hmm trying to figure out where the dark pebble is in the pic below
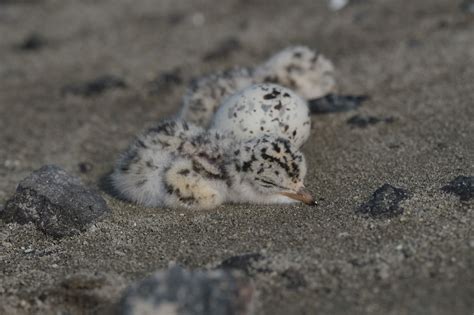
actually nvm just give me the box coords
[167,12,186,25]
[347,115,395,128]
[0,0,40,5]
[118,266,254,315]
[218,253,270,275]
[0,165,110,237]
[441,176,473,201]
[347,115,381,128]
[203,38,242,62]
[356,183,409,219]
[17,33,46,51]
[61,75,127,97]
[460,0,474,13]
[78,162,93,174]
[308,94,368,114]
[148,68,183,95]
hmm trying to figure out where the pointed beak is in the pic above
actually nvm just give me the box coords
[280,187,317,206]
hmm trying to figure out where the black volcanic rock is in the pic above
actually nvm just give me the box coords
[442,176,473,201]
[308,94,368,114]
[1,165,110,237]
[356,184,409,218]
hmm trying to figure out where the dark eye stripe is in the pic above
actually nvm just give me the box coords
[255,178,287,190]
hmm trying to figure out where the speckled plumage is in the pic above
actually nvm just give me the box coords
[254,46,335,100]
[179,46,335,128]
[211,83,311,148]
[111,120,315,209]
[179,67,255,128]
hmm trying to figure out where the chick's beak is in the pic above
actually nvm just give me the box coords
[280,187,317,206]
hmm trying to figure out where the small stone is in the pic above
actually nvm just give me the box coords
[118,266,254,315]
[356,184,409,219]
[19,300,29,308]
[18,33,46,51]
[23,248,34,254]
[308,94,368,114]
[337,232,350,238]
[4,159,21,169]
[0,165,110,238]
[460,0,474,13]
[328,0,349,11]
[347,115,394,128]
[441,176,473,201]
[347,115,381,128]
[61,75,127,97]
[191,12,205,27]
[78,162,93,174]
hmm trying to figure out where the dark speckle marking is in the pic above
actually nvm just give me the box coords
[135,179,147,187]
[293,52,303,58]
[272,143,281,153]
[178,169,190,176]
[263,88,281,100]
[274,102,283,110]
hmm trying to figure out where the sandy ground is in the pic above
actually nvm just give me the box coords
[0,0,473,314]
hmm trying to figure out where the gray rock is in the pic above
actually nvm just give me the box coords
[441,175,473,201]
[119,266,254,315]
[308,94,368,114]
[356,183,409,218]
[0,165,109,237]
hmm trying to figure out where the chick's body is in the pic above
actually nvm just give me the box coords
[111,120,314,209]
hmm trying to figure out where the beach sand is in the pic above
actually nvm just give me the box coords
[0,0,473,314]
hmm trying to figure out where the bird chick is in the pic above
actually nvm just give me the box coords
[254,46,336,100]
[179,45,335,127]
[111,120,315,210]
[211,83,311,148]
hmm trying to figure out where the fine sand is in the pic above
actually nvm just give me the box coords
[0,0,473,314]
